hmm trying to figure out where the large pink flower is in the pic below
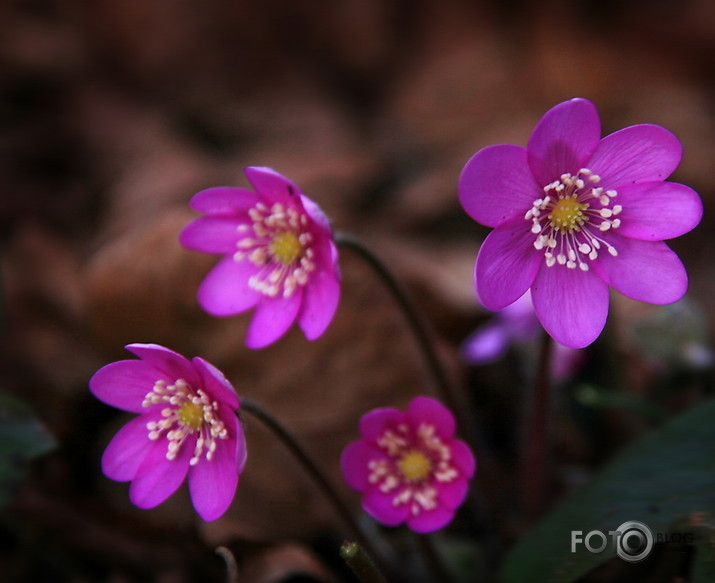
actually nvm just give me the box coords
[459,98,702,348]
[89,344,246,521]
[341,396,476,533]
[180,167,341,349]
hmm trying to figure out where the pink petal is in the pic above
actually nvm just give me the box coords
[362,488,410,527]
[244,167,302,205]
[125,344,200,388]
[245,291,303,349]
[450,439,476,479]
[101,414,158,481]
[435,479,469,511]
[459,145,541,228]
[359,408,404,441]
[298,269,340,341]
[197,255,261,316]
[591,234,688,305]
[179,216,243,254]
[461,322,511,364]
[406,505,455,533]
[189,186,258,214]
[129,434,193,509]
[301,194,333,235]
[587,124,682,189]
[406,397,455,439]
[90,360,160,413]
[341,441,384,492]
[187,412,242,521]
[611,182,702,241]
[191,357,239,410]
[531,264,610,349]
[475,217,542,310]
[527,98,601,186]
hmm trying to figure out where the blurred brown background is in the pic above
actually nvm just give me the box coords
[2,0,715,581]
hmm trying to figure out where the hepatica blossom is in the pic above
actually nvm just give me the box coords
[459,98,702,348]
[180,167,340,349]
[89,344,246,521]
[341,396,475,533]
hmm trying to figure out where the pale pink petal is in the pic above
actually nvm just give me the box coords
[101,414,158,481]
[362,489,410,527]
[187,412,242,521]
[298,269,340,341]
[611,182,702,241]
[459,145,540,227]
[435,479,469,511]
[450,439,476,479]
[244,167,302,205]
[179,216,242,254]
[189,186,257,214]
[591,234,688,305]
[475,218,542,310]
[125,344,201,389]
[527,98,601,186]
[461,322,511,364]
[89,360,160,413]
[197,255,261,316]
[341,441,384,492]
[129,434,193,509]
[301,194,333,234]
[192,357,239,410]
[531,265,610,349]
[406,397,455,439]
[245,291,303,349]
[587,124,682,189]
[359,408,404,441]
[406,505,455,533]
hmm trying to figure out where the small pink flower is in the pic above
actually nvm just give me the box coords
[341,396,476,533]
[89,344,246,521]
[459,98,702,349]
[180,167,341,349]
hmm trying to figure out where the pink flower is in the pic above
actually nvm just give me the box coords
[459,98,702,348]
[89,344,246,521]
[180,167,341,349]
[341,396,476,533]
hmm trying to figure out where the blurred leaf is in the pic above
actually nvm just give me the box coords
[0,391,56,508]
[502,398,715,583]
[693,539,715,583]
[575,384,668,422]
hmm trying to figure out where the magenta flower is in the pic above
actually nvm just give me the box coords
[89,344,246,521]
[341,396,476,533]
[459,98,702,348]
[180,167,341,349]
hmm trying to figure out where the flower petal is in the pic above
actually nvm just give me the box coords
[129,434,193,509]
[189,187,257,214]
[298,269,340,341]
[192,357,240,410]
[406,397,455,439]
[90,360,160,413]
[362,489,410,527]
[179,216,242,254]
[436,479,469,511]
[101,414,158,481]
[611,181,702,241]
[245,291,303,349]
[451,439,476,479]
[461,321,511,364]
[531,264,610,349]
[591,234,688,305]
[587,124,682,189]
[406,506,455,533]
[197,255,261,316]
[459,145,541,227]
[244,167,303,205]
[475,218,542,310]
[341,441,384,492]
[125,344,200,388]
[359,408,404,441]
[527,98,601,186]
[188,410,242,521]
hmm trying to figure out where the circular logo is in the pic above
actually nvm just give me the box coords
[615,521,654,563]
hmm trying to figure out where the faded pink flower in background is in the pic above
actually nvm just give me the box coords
[89,344,246,521]
[341,396,476,533]
[181,167,340,349]
[459,98,702,348]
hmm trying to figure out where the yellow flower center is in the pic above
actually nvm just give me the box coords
[177,401,204,431]
[398,450,432,483]
[549,197,587,232]
[270,231,303,265]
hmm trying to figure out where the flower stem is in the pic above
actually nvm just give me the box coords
[417,534,458,583]
[340,540,388,583]
[520,330,554,522]
[240,398,390,579]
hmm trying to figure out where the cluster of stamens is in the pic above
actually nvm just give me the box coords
[234,202,315,298]
[367,422,459,517]
[142,379,228,466]
[525,169,622,271]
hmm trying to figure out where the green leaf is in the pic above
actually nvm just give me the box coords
[502,398,715,583]
[0,392,56,508]
[693,538,715,583]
